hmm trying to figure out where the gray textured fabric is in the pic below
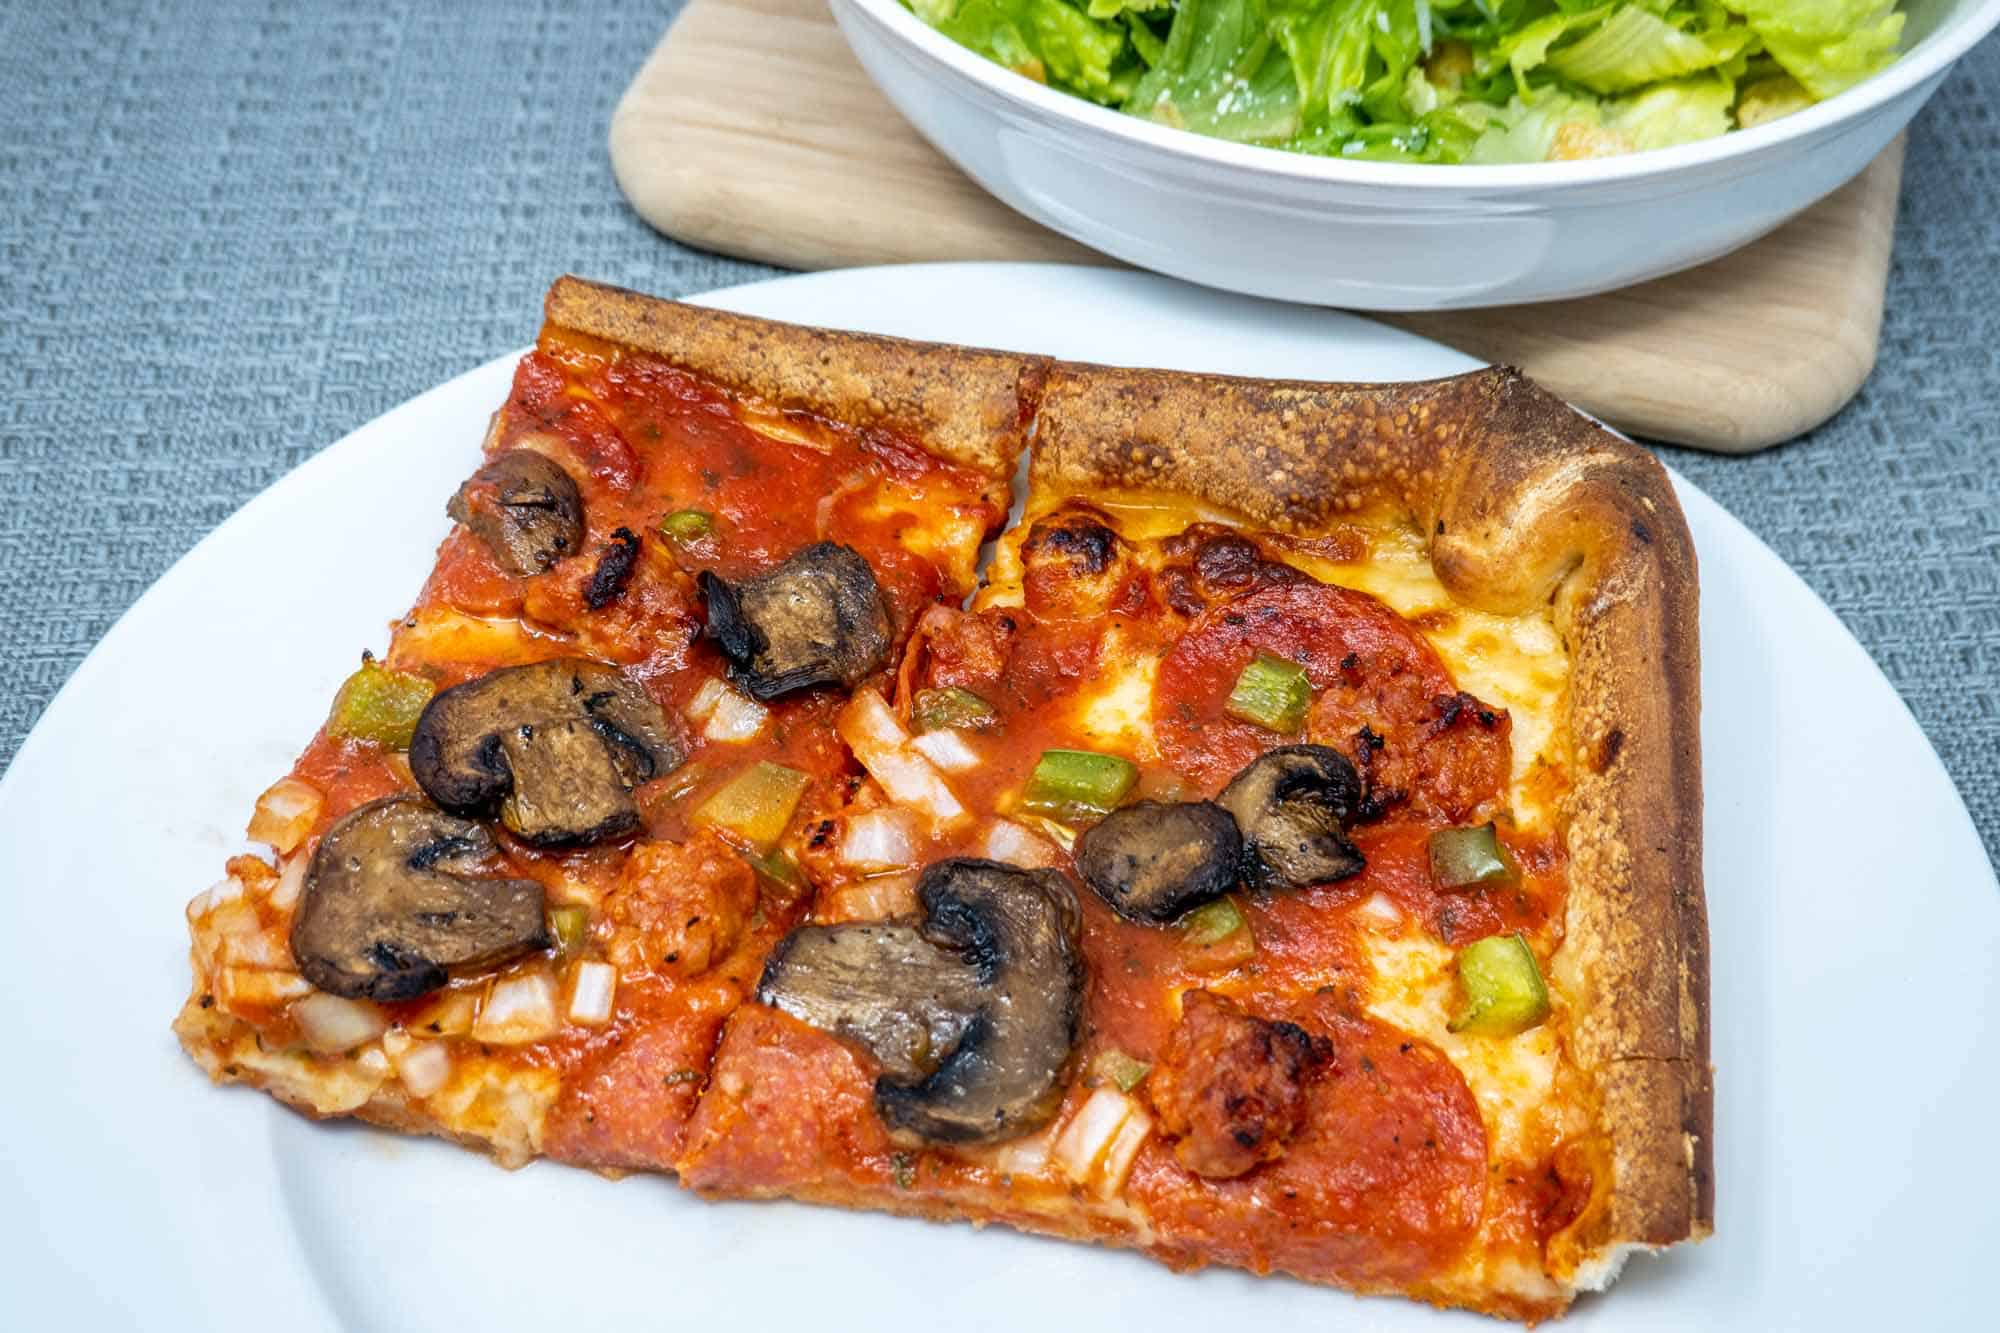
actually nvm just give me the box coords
[1,0,1994,867]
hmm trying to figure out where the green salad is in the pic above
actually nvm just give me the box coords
[902,0,1907,164]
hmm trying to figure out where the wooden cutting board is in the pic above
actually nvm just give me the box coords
[609,0,1904,452]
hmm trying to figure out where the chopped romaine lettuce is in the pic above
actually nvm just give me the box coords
[903,0,1908,164]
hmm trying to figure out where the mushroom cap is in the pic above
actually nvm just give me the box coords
[289,795,549,1002]
[757,857,1085,1145]
[1217,745,1366,891]
[700,541,891,700]
[408,658,684,847]
[1074,799,1243,923]
[445,450,583,576]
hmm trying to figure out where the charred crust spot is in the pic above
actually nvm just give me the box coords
[1631,519,1653,545]
[585,527,641,609]
[1598,726,1625,772]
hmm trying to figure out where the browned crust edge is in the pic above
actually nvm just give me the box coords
[1030,360,1712,1277]
[542,275,1048,484]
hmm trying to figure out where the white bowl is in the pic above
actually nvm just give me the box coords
[832,0,2000,310]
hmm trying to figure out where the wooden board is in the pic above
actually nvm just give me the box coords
[609,0,1904,452]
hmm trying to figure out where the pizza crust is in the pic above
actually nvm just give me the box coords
[1028,359,1711,1281]
[543,276,1046,482]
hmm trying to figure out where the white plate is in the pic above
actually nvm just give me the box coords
[2,265,1993,1330]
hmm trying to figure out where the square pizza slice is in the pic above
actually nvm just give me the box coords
[680,357,1709,1321]
[175,278,1044,1170]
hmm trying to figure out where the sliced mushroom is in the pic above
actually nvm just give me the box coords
[1217,745,1366,891]
[757,857,1084,1144]
[290,796,548,1002]
[698,542,890,700]
[408,658,684,846]
[755,923,983,1081]
[1074,800,1242,923]
[446,450,583,575]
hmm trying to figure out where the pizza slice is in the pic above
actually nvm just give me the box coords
[679,360,1709,1320]
[174,278,1043,1169]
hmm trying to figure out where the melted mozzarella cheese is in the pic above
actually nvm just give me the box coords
[1360,928,1560,1163]
[1067,636,1160,758]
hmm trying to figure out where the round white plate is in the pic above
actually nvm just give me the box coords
[2,265,1993,1330]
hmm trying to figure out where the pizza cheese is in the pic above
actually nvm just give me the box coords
[176,278,1708,1322]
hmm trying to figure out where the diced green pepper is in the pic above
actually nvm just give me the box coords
[1021,749,1137,822]
[1449,932,1551,1037]
[1180,897,1247,948]
[1091,1049,1152,1093]
[326,657,435,749]
[1224,652,1312,734]
[659,508,716,551]
[692,761,811,853]
[1429,823,1516,891]
[911,686,998,733]
[547,906,589,956]
[743,847,804,891]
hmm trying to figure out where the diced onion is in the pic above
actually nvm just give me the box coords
[837,690,964,820]
[216,967,313,1008]
[979,819,1063,869]
[702,686,769,743]
[830,872,919,923]
[1097,1105,1153,1196]
[839,808,921,871]
[472,968,561,1045]
[410,988,478,1037]
[293,992,389,1054]
[1052,1087,1150,1195]
[188,876,246,924]
[985,1121,1060,1178]
[247,777,324,855]
[219,928,291,970]
[910,728,982,774]
[839,686,912,752]
[684,677,727,723]
[382,1029,451,1097]
[568,961,617,1026]
[269,853,308,912]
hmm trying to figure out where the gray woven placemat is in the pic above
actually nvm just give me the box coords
[2,0,1995,868]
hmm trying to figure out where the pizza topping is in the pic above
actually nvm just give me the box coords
[1074,799,1241,923]
[759,858,1085,1144]
[1223,652,1312,735]
[1217,745,1365,891]
[658,507,718,558]
[583,527,642,609]
[1429,823,1517,891]
[911,685,998,733]
[289,796,550,1002]
[1020,506,1139,619]
[1021,748,1138,823]
[1147,990,1330,1180]
[699,542,892,700]
[601,831,758,979]
[1449,932,1551,1037]
[690,760,812,854]
[325,657,436,750]
[1177,897,1258,971]
[446,449,584,576]
[408,658,684,847]
[837,689,967,821]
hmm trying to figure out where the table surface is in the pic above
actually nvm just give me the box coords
[3,0,1995,869]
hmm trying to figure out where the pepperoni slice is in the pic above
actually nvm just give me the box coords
[1129,997,1486,1287]
[1155,580,1511,819]
[1155,581,1448,785]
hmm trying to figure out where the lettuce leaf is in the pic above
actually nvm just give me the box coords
[912,0,1139,104]
[1720,0,1904,98]
[1547,7,1755,92]
[1125,0,1303,142]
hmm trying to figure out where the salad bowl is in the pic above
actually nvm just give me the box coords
[832,0,2000,309]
